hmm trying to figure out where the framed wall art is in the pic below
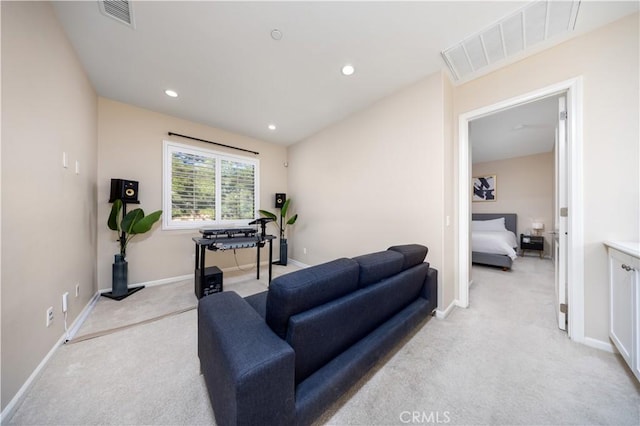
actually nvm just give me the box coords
[472,175,496,202]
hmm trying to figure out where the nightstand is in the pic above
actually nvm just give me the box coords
[520,234,544,258]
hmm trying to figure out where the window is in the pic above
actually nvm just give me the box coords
[163,141,259,229]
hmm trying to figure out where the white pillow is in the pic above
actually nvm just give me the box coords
[472,217,506,231]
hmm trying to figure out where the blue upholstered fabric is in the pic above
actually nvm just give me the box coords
[245,290,267,319]
[198,292,295,426]
[388,244,428,270]
[352,250,404,287]
[266,258,359,339]
[198,245,438,426]
[286,263,428,384]
[422,267,438,313]
[295,298,431,425]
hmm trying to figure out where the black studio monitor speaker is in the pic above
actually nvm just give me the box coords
[109,179,139,204]
[275,193,286,209]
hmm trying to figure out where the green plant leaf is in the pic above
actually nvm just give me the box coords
[259,209,277,220]
[286,214,298,225]
[131,210,162,234]
[122,208,144,234]
[108,199,123,231]
[281,198,291,217]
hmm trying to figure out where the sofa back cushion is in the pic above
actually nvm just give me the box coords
[352,250,404,288]
[388,244,428,270]
[266,258,359,339]
[286,263,429,384]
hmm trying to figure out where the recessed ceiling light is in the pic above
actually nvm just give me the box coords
[165,89,178,98]
[341,64,355,76]
[270,29,283,41]
[268,124,277,131]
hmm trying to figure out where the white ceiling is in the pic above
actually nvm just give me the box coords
[470,94,562,164]
[52,1,638,146]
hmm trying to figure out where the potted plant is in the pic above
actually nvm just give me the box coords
[259,198,298,266]
[106,199,162,299]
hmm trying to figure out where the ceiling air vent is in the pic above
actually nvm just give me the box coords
[442,0,580,82]
[98,0,135,29]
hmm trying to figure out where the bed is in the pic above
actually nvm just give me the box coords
[472,213,518,270]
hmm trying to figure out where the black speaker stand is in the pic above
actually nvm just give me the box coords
[101,285,145,301]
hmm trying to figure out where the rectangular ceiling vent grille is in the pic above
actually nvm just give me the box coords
[98,0,135,29]
[442,0,580,82]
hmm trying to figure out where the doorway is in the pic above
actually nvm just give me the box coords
[468,93,564,328]
[457,78,585,343]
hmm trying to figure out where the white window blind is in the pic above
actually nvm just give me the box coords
[163,141,259,229]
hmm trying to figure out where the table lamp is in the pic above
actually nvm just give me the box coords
[532,222,544,236]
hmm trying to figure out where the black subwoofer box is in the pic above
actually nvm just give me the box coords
[195,266,223,299]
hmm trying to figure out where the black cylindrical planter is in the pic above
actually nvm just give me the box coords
[112,254,128,296]
[279,239,288,266]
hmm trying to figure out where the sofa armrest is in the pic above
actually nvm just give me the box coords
[198,291,295,426]
[420,267,438,313]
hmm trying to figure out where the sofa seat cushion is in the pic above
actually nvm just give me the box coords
[286,263,428,384]
[266,258,359,339]
[353,250,404,288]
[388,244,428,270]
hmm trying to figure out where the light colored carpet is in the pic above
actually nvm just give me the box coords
[319,258,640,425]
[7,258,640,425]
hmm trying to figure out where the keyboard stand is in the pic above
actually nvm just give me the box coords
[193,235,275,290]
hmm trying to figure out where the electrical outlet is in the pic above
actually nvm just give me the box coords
[75,283,80,297]
[46,307,54,327]
[62,292,69,313]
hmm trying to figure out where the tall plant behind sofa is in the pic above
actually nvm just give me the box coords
[106,199,162,299]
[259,198,298,266]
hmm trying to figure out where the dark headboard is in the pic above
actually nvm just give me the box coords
[472,213,517,234]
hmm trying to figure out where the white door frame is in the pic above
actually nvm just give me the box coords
[457,77,584,342]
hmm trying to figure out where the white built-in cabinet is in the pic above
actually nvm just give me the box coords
[605,241,640,382]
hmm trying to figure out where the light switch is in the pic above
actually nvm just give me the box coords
[62,152,68,168]
[75,160,80,175]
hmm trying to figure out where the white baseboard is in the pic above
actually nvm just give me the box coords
[98,274,192,293]
[0,290,101,424]
[67,291,101,340]
[435,300,456,319]
[583,336,617,353]
[97,261,295,294]
[0,340,61,423]
[287,258,310,269]
[97,260,301,294]
[5,270,202,423]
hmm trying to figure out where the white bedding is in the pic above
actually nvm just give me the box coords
[472,230,518,260]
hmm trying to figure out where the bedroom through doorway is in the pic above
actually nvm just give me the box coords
[466,89,571,334]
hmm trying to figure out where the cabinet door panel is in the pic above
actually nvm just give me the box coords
[635,270,640,380]
[609,252,634,365]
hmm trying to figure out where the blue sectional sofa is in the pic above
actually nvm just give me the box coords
[198,244,438,426]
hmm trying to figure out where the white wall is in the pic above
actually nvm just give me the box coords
[288,71,455,310]
[1,1,98,410]
[454,13,639,343]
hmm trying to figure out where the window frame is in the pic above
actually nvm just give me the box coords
[162,140,260,230]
